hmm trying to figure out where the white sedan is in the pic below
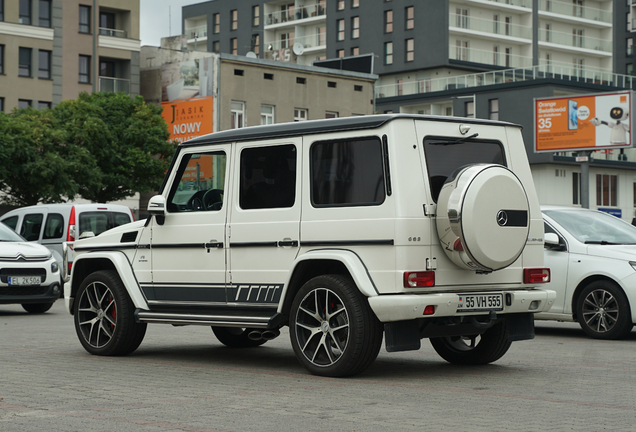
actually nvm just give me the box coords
[538,206,636,339]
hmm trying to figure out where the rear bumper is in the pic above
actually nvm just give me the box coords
[368,289,557,323]
[0,282,61,305]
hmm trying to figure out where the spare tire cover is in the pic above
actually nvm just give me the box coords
[436,164,530,272]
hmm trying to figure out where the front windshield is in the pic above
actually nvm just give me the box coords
[545,209,636,245]
[0,222,26,242]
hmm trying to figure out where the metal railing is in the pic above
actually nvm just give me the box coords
[539,28,612,52]
[539,0,612,23]
[480,0,533,8]
[374,65,636,99]
[186,24,208,40]
[449,46,533,68]
[266,32,326,51]
[99,77,130,94]
[99,27,127,38]
[450,13,532,39]
[265,3,325,26]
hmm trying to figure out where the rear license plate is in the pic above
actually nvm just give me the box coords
[457,293,503,312]
[8,276,42,286]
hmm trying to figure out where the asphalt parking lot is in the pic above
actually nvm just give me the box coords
[1,299,635,432]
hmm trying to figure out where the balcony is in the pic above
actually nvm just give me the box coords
[99,27,127,38]
[449,13,532,40]
[539,0,612,24]
[265,3,325,26]
[449,46,533,68]
[186,24,208,40]
[99,76,130,94]
[374,65,634,99]
[539,29,612,53]
[477,0,532,7]
[266,33,326,52]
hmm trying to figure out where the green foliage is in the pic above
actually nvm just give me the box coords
[0,92,175,205]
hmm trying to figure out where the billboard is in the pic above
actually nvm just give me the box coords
[161,96,214,143]
[534,92,632,153]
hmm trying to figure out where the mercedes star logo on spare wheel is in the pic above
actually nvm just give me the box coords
[496,210,508,226]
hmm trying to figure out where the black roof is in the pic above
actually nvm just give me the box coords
[180,114,520,148]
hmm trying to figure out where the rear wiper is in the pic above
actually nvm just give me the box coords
[430,133,479,146]
[584,240,620,245]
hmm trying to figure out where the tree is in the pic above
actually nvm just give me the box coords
[54,92,175,203]
[0,108,96,206]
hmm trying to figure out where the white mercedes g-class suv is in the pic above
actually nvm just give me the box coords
[64,114,555,377]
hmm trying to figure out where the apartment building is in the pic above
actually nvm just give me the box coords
[0,0,141,112]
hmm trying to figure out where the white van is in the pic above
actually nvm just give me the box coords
[1,203,134,276]
[64,115,556,377]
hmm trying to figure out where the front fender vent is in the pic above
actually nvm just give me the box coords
[120,231,138,243]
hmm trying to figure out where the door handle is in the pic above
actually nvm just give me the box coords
[277,240,298,247]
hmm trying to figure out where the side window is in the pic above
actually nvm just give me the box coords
[423,137,504,203]
[1,216,19,231]
[167,151,227,212]
[240,144,296,210]
[113,213,131,227]
[311,137,385,207]
[42,213,64,239]
[20,214,43,241]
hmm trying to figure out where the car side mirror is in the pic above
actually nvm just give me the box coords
[544,232,565,251]
[147,195,166,225]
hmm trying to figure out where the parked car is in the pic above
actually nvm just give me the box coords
[64,114,554,377]
[539,206,636,339]
[0,223,61,313]
[0,203,134,276]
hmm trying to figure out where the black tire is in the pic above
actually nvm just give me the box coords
[74,270,147,356]
[212,327,267,348]
[430,321,511,365]
[576,280,633,340]
[22,302,54,314]
[289,275,383,377]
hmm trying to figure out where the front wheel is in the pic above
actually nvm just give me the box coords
[576,281,633,340]
[289,275,383,377]
[212,327,267,348]
[22,302,54,314]
[430,321,511,365]
[74,270,147,356]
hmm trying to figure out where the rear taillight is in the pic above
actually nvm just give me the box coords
[130,208,135,222]
[524,268,551,284]
[66,206,76,242]
[403,271,435,288]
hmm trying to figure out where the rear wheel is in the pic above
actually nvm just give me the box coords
[211,327,267,348]
[430,321,511,365]
[576,281,633,340]
[22,302,54,314]
[74,270,146,356]
[289,275,383,377]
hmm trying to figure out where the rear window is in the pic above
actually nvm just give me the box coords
[423,136,504,202]
[78,211,131,237]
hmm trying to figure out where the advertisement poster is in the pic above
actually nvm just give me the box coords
[535,92,632,153]
[161,96,214,143]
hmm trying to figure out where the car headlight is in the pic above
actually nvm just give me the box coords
[629,261,636,271]
[51,262,59,273]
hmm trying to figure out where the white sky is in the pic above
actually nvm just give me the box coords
[140,0,203,46]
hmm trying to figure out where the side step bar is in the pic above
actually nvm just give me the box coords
[134,310,284,329]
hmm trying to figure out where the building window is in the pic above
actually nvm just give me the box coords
[397,79,403,96]
[352,0,359,7]
[231,101,245,129]
[79,5,91,33]
[351,47,359,56]
[212,41,220,53]
[231,10,238,31]
[39,0,51,27]
[251,34,260,55]
[99,11,115,33]
[252,5,260,26]
[337,0,345,11]
[493,45,500,65]
[455,8,468,28]
[384,42,393,64]
[573,29,584,48]
[231,38,238,55]
[213,13,220,33]
[489,99,499,120]
[628,38,633,56]
[405,38,414,62]
[504,16,511,36]
[573,57,584,72]
[456,40,468,61]
[325,111,338,119]
[597,174,617,206]
[19,0,31,25]
[465,101,474,118]
[294,108,307,121]
[79,55,91,83]
[0,0,3,21]
[18,99,32,109]
[573,172,581,205]
[573,0,583,17]
[38,101,51,110]
[385,10,393,33]
[351,16,359,39]
[0,97,3,112]
[280,32,293,49]
[261,105,274,125]
[337,49,345,58]
[505,47,511,67]
[19,47,32,77]
[38,50,51,79]
[628,63,634,76]
[405,6,414,30]
[0,44,3,74]
[337,19,345,41]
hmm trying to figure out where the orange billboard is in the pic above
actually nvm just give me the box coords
[161,96,214,144]
[535,92,632,153]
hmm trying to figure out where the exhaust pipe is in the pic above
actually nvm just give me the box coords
[248,331,263,341]
[247,329,281,341]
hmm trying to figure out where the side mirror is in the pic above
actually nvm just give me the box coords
[147,195,166,225]
[544,233,559,246]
